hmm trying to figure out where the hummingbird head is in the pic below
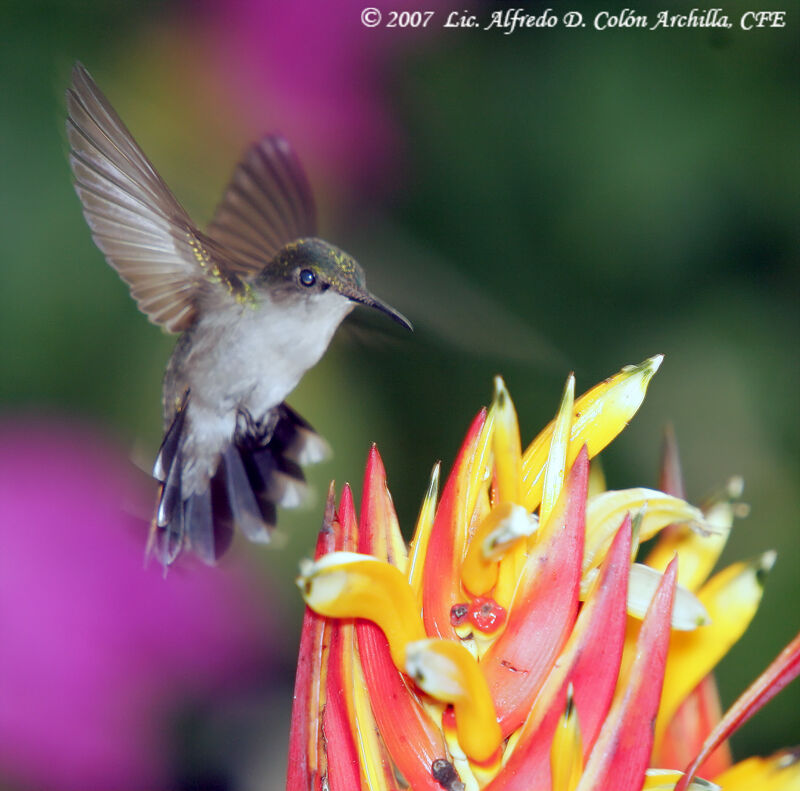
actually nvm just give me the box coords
[258,238,412,330]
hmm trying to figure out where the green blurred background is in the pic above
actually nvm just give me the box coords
[1,0,798,786]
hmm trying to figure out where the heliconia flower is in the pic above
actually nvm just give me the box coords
[288,356,800,791]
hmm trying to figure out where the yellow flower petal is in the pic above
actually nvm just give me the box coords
[461,501,537,596]
[491,375,522,505]
[407,462,440,607]
[580,561,710,632]
[521,354,663,512]
[626,563,711,630]
[490,377,530,605]
[466,409,496,541]
[642,769,720,790]
[298,551,425,669]
[714,750,800,791]
[584,488,714,575]
[587,459,607,498]
[540,373,575,530]
[350,646,397,789]
[405,638,503,765]
[550,683,583,791]
[645,481,741,592]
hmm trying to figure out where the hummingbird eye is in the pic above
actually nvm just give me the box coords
[298,268,316,288]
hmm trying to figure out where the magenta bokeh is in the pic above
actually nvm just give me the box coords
[0,419,276,790]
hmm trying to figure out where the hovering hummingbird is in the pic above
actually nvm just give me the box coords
[65,63,411,566]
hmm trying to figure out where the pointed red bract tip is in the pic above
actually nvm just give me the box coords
[360,444,387,552]
[336,484,358,551]
[359,442,406,565]
[313,483,339,559]
[367,442,385,474]
[659,425,686,500]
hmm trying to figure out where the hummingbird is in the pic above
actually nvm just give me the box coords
[65,63,411,566]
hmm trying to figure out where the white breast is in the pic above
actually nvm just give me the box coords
[186,290,354,418]
[172,290,353,495]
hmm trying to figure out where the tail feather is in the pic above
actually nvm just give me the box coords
[152,397,187,565]
[157,484,184,566]
[151,399,323,566]
[238,448,281,528]
[273,404,331,465]
[209,466,235,557]
[183,488,215,564]
[221,446,272,543]
[153,391,188,481]
[157,447,183,528]
[250,446,308,508]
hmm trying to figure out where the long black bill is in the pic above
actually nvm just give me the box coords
[353,291,413,331]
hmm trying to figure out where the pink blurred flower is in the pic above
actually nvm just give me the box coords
[0,418,277,790]
[194,0,447,191]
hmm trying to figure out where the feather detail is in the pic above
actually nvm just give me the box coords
[66,63,240,332]
[206,135,317,274]
[151,400,328,566]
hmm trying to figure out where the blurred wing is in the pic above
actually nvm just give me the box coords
[66,63,230,333]
[205,134,317,275]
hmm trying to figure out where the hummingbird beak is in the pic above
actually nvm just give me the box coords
[351,291,413,331]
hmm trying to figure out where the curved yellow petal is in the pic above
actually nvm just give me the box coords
[645,482,741,592]
[461,501,537,596]
[582,562,710,631]
[467,409,496,541]
[490,377,529,605]
[584,488,713,574]
[521,355,663,512]
[298,551,425,670]
[405,638,503,765]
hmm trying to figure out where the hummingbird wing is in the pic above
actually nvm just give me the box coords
[205,134,317,275]
[66,63,236,333]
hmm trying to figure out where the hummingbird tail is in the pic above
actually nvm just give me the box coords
[151,400,329,566]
